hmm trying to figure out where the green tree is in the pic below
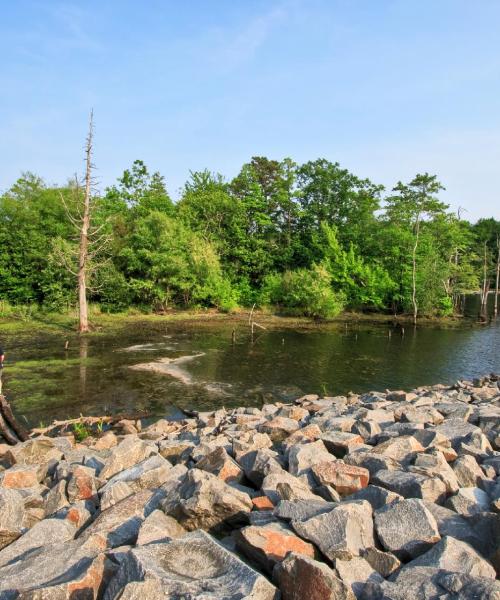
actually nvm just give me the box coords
[384,174,447,321]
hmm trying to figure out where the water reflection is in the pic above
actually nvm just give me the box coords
[0,316,498,426]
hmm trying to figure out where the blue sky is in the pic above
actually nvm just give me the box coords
[1,0,499,219]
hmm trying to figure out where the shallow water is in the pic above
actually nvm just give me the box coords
[0,314,499,427]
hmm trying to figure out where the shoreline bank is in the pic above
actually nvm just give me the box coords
[0,375,498,597]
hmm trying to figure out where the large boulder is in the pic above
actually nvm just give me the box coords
[372,469,447,503]
[163,468,252,532]
[374,498,440,560]
[274,553,355,600]
[80,489,160,548]
[0,488,25,550]
[104,531,278,599]
[235,522,315,574]
[446,486,491,516]
[397,535,496,579]
[292,500,374,561]
[312,461,369,495]
[99,437,156,480]
[0,518,76,568]
[99,454,172,496]
[196,447,244,483]
[0,537,106,598]
[136,509,186,545]
[334,556,384,597]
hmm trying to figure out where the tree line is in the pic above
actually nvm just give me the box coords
[1,154,499,322]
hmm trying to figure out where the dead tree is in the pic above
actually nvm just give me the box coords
[54,111,108,332]
[78,112,94,332]
[480,240,490,319]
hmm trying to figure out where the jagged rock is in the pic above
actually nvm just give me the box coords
[163,468,252,532]
[196,447,244,483]
[80,489,160,548]
[397,535,496,579]
[237,449,284,487]
[0,537,106,598]
[274,499,335,522]
[276,405,309,422]
[158,439,195,464]
[1,463,46,489]
[312,461,369,495]
[372,469,447,503]
[0,518,76,567]
[409,450,459,494]
[344,451,401,477]
[453,454,486,487]
[67,464,99,504]
[252,495,275,510]
[93,430,118,450]
[370,436,424,463]
[99,454,172,497]
[44,479,70,516]
[232,431,273,456]
[61,499,95,529]
[374,498,440,560]
[261,471,316,504]
[352,420,382,441]
[235,522,315,574]
[99,437,156,480]
[335,556,384,598]
[287,440,333,481]
[423,501,487,554]
[446,486,491,516]
[273,553,355,600]
[0,488,25,550]
[435,419,481,449]
[100,480,134,511]
[292,500,374,560]
[361,547,401,577]
[136,509,186,545]
[258,416,300,442]
[343,484,402,510]
[314,483,341,502]
[321,432,364,457]
[6,437,63,465]
[104,530,278,600]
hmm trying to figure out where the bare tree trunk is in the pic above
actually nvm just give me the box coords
[78,111,94,333]
[495,234,500,318]
[412,215,421,325]
[480,240,490,319]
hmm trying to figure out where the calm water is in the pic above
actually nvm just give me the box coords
[0,309,499,427]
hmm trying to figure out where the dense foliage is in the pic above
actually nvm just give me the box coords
[1,158,498,319]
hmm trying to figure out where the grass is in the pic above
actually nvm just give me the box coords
[0,301,469,338]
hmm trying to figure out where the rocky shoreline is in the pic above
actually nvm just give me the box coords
[0,375,499,598]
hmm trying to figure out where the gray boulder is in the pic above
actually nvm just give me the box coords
[163,468,252,532]
[0,488,25,550]
[99,436,156,480]
[136,509,186,545]
[104,530,278,600]
[273,552,355,600]
[374,498,440,560]
[446,486,491,516]
[292,500,374,560]
[396,535,496,579]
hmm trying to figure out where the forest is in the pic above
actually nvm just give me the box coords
[0,156,499,321]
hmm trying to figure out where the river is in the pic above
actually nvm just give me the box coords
[0,309,499,427]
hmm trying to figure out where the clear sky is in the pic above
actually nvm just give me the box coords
[1,1,499,220]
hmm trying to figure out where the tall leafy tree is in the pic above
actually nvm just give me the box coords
[384,174,447,322]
